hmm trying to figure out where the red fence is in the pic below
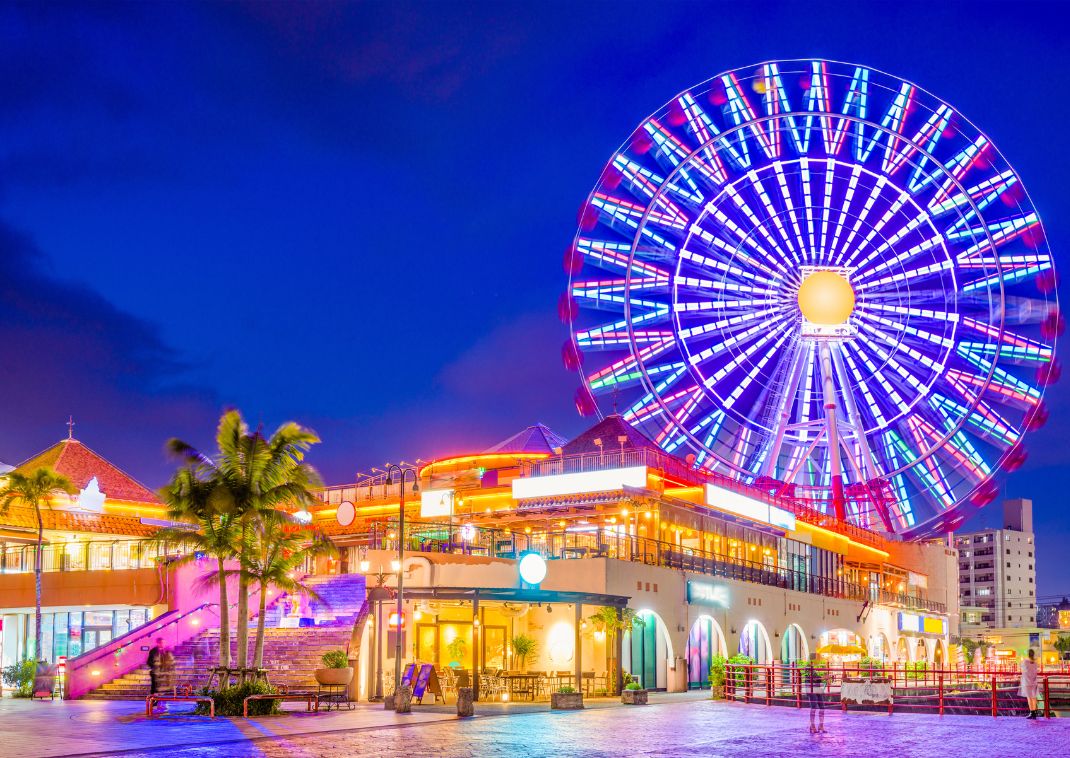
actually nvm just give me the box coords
[725,663,1070,718]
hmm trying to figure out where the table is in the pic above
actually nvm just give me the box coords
[317,683,353,711]
[501,674,543,701]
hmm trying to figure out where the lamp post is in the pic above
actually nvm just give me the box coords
[384,464,419,701]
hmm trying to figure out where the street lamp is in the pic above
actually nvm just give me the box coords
[384,464,419,702]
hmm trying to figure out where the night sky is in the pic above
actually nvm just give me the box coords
[0,1,1067,592]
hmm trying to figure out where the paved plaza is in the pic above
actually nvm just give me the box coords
[2,694,1068,758]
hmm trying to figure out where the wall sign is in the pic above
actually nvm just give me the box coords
[687,581,729,608]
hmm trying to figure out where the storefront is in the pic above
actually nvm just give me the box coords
[1,607,151,666]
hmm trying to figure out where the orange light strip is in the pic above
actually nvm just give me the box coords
[419,452,549,475]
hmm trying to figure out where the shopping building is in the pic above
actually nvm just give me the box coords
[0,418,958,699]
[0,436,171,670]
[955,499,1037,635]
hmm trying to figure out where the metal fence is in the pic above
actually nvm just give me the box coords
[725,663,1070,717]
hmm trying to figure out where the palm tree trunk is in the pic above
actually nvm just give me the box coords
[217,558,231,670]
[236,573,249,674]
[34,500,43,663]
[254,580,267,670]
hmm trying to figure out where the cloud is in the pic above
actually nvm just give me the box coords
[0,219,217,479]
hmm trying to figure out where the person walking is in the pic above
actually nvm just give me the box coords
[148,636,166,711]
[806,659,825,734]
[1020,648,1040,719]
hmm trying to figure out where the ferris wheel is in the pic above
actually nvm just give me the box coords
[562,59,1059,539]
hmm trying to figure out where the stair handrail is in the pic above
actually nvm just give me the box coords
[65,602,219,699]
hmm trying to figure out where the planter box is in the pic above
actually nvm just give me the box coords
[550,692,584,710]
[710,685,725,700]
[621,689,648,705]
[314,667,354,686]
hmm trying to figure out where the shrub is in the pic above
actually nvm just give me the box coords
[858,656,882,675]
[904,662,928,681]
[802,660,828,684]
[709,655,727,689]
[557,685,577,694]
[625,681,642,691]
[2,658,35,698]
[196,681,281,717]
[594,687,608,696]
[726,654,755,687]
[321,650,349,669]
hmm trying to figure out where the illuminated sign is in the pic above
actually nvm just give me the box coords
[687,581,729,607]
[704,484,796,531]
[897,612,947,636]
[420,489,455,518]
[518,552,547,585]
[512,466,647,500]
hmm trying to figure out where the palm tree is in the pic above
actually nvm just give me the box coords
[241,510,335,669]
[587,606,644,693]
[0,468,76,663]
[154,467,240,669]
[166,410,322,672]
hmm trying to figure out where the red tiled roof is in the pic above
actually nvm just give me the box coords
[0,505,157,537]
[13,438,161,504]
[561,415,661,456]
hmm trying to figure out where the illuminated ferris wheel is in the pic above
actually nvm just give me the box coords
[562,59,1059,539]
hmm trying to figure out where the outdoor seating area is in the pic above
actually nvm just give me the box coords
[436,668,609,702]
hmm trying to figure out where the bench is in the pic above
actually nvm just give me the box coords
[146,694,215,718]
[243,691,320,718]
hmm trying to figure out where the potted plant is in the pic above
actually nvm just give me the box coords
[709,654,727,699]
[510,634,537,672]
[551,684,584,710]
[315,649,354,686]
[621,681,648,705]
[446,637,468,668]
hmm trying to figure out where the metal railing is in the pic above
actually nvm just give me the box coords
[725,662,1070,717]
[0,539,180,574]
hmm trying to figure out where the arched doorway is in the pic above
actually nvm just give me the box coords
[738,620,772,663]
[624,610,674,690]
[867,633,891,663]
[896,636,909,662]
[934,641,945,666]
[915,638,928,664]
[686,615,727,688]
[780,624,808,664]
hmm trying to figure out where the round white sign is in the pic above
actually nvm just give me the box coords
[336,500,355,527]
[518,552,547,585]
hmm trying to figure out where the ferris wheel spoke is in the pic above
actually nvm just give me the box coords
[697,317,794,390]
[852,232,948,285]
[849,209,934,274]
[885,104,953,178]
[826,164,864,262]
[929,392,1020,449]
[839,344,889,430]
[743,168,802,263]
[884,428,955,510]
[677,93,732,185]
[572,276,670,309]
[685,225,785,283]
[721,72,778,161]
[831,176,886,267]
[929,169,1017,218]
[575,327,674,350]
[612,155,704,210]
[841,337,913,415]
[947,348,1042,407]
[622,366,693,424]
[856,318,946,387]
[958,317,1053,364]
[853,310,955,354]
[760,62,807,156]
[587,344,680,392]
[721,184,796,267]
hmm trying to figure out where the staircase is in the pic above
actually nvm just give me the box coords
[85,573,367,699]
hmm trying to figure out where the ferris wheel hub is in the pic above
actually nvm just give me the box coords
[798,269,855,325]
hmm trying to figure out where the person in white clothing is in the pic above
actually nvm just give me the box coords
[1019,648,1040,719]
